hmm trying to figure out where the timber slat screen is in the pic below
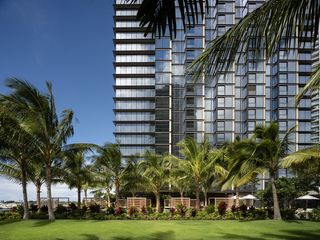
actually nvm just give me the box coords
[126,197,147,209]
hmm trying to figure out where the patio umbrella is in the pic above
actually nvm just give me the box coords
[240,194,257,206]
[296,195,319,209]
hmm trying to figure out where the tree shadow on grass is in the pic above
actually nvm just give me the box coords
[219,229,320,240]
[81,234,100,240]
[32,220,55,227]
[0,220,21,226]
[112,230,175,240]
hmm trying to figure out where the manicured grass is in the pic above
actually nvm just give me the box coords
[0,220,320,240]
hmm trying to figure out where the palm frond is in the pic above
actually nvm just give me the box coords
[188,0,319,80]
[126,0,208,38]
[282,146,320,168]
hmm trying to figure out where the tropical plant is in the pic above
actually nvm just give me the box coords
[139,151,170,212]
[0,100,40,219]
[0,78,92,220]
[125,0,207,38]
[94,143,125,207]
[62,150,93,208]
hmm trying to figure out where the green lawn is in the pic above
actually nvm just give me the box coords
[1,220,320,240]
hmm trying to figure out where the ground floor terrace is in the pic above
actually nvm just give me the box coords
[1,220,320,240]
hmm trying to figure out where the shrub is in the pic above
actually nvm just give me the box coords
[309,208,320,221]
[176,204,187,217]
[0,211,21,221]
[69,203,78,210]
[39,205,48,213]
[141,206,148,215]
[89,204,101,213]
[225,209,234,220]
[115,207,125,216]
[29,204,38,213]
[188,208,197,218]
[169,208,176,216]
[205,205,215,214]
[239,204,247,217]
[147,205,154,214]
[128,206,139,217]
[55,204,68,214]
[281,209,296,220]
[106,206,115,215]
[82,205,88,212]
[217,202,227,216]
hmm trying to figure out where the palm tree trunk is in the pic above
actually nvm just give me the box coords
[77,187,81,209]
[195,184,200,210]
[106,189,111,207]
[155,192,161,213]
[271,175,282,220]
[45,164,55,220]
[204,190,208,207]
[235,187,240,207]
[36,182,41,212]
[115,180,120,207]
[21,164,29,220]
[84,189,88,206]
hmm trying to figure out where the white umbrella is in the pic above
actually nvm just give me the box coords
[297,195,319,209]
[240,194,257,200]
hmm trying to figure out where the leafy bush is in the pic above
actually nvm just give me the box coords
[217,202,227,216]
[176,204,187,217]
[82,205,88,212]
[147,205,154,214]
[115,207,125,216]
[0,211,21,221]
[239,204,247,217]
[141,206,148,215]
[309,208,320,221]
[39,205,48,213]
[281,208,296,220]
[188,208,197,218]
[205,205,215,214]
[69,203,78,210]
[106,206,115,215]
[128,206,139,217]
[29,204,38,213]
[55,204,68,214]
[225,209,235,220]
[169,208,176,216]
[89,204,101,213]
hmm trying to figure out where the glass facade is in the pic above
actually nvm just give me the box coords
[113,0,314,168]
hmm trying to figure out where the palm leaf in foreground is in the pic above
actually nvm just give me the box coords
[188,0,319,80]
[126,0,208,38]
[282,146,320,168]
[296,64,320,103]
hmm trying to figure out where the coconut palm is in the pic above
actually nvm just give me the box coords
[62,151,93,208]
[125,0,207,38]
[0,78,92,220]
[241,123,294,220]
[28,161,46,210]
[169,167,190,201]
[94,143,125,207]
[122,155,145,197]
[0,104,39,219]
[174,138,211,210]
[139,151,170,212]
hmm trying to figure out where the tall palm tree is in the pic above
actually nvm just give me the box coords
[0,78,92,220]
[63,151,93,208]
[28,160,46,210]
[241,123,294,220]
[94,143,125,207]
[139,151,170,212]
[0,104,39,219]
[169,167,190,201]
[125,0,207,38]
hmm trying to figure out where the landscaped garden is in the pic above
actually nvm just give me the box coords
[1,220,320,240]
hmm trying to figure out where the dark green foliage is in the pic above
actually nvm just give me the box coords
[29,204,38,213]
[218,202,227,216]
[128,206,139,217]
[169,208,176,217]
[0,211,22,221]
[114,207,125,216]
[55,205,68,214]
[176,204,187,217]
[189,208,197,218]
[141,206,147,215]
[281,209,296,220]
[39,205,48,213]
[205,205,215,214]
[69,203,78,210]
[82,205,88,212]
[106,207,115,215]
[88,204,100,213]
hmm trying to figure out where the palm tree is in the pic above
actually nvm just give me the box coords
[28,160,46,210]
[125,0,207,38]
[174,138,211,210]
[0,104,39,219]
[0,78,92,220]
[122,155,145,197]
[94,143,125,207]
[241,123,294,220]
[139,151,170,212]
[63,151,93,208]
[169,167,190,201]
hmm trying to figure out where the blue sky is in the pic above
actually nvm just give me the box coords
[0,0,115,201]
